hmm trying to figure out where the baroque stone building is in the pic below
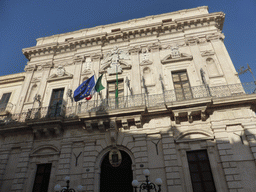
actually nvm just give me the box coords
[1,6,256,192]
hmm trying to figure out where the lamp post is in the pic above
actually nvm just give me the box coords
[54,176,83,192]
[132,169,162,192]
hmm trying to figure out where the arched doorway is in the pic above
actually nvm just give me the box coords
[100,150,133,192]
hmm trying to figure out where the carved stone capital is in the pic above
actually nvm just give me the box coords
[90,53,102,61]
[24,65,36,72]
[128,47,141,54]
[42,62,53,69]
[185,37,199,45]
[73,55,85,63]
[206,33,225,41]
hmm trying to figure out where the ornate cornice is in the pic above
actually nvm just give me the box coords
[0,75,25,85]
[22,12,225,59]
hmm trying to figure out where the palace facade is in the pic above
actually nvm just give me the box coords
[1,6,256,192]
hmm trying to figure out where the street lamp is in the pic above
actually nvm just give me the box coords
[54,176,84,192]
[132,169,162,192]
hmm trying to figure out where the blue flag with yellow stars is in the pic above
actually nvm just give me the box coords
[74,75,95,102]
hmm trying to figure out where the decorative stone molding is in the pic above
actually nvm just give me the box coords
[175,129,214,143]
[30,144,60,157]
[22,12,225,59]
[161,53,193,64]
[201,50,215,57]
[0,75,25,85]
[173,106,207,124]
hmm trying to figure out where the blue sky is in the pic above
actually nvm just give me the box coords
[0,0,255,83]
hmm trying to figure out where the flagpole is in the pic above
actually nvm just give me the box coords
[115,65,119,108]
[94,70,99,108]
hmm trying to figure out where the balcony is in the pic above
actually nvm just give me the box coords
[0,82,256,125]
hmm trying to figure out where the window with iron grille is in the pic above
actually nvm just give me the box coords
[187,150,216,192]
[32,163,52,192]
[172,70,192,101]
[0,92,11,112]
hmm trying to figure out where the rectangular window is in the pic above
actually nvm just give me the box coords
[107,79,124,99]
[187,150,216,192]
[172,71,192,101]
[32,163,52,192]
[0,93,11,112]
[48,88,64,117]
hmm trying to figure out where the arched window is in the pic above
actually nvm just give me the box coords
[206,58,219,76]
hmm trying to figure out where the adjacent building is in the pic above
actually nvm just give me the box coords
[1,6,256,192]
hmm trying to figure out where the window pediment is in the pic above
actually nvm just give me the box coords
[161,53,193,64]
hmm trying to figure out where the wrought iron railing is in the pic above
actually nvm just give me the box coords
[0,82,255,124]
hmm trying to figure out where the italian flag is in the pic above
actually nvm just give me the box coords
[85,74,105,100]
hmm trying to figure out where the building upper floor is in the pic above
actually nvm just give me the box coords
[1,6,256,125]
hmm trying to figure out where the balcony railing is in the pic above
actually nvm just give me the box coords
[0,82,256,125]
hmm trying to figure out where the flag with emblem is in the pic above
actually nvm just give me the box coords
[74,75,95,102]
[85,74,105,100]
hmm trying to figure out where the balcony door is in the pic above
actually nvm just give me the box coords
[49,88,64,117]
[172,71,192,101]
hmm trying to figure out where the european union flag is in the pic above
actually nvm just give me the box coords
[74,75,95,102]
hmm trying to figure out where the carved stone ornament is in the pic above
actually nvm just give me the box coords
[109,149,122,167]
[57,66,65,76]
[100,46,131,75]
[140,47,153,66]
[47,66,73,82]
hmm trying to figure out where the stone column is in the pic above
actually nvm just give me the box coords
[212,125,243,192]
[129,47,141,95]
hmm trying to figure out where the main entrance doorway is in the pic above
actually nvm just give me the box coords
[100,150,133,192]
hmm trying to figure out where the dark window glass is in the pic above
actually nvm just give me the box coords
[0,92,11,111]
[172,71,192,101]
[48,88,64,117]
[187,150,216,192]
[32,163,52,192]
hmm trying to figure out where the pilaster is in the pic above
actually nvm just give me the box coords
[129,47,142,94]
[212,125,243,192]
[11,144,33,192]
[161,132,183,192]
